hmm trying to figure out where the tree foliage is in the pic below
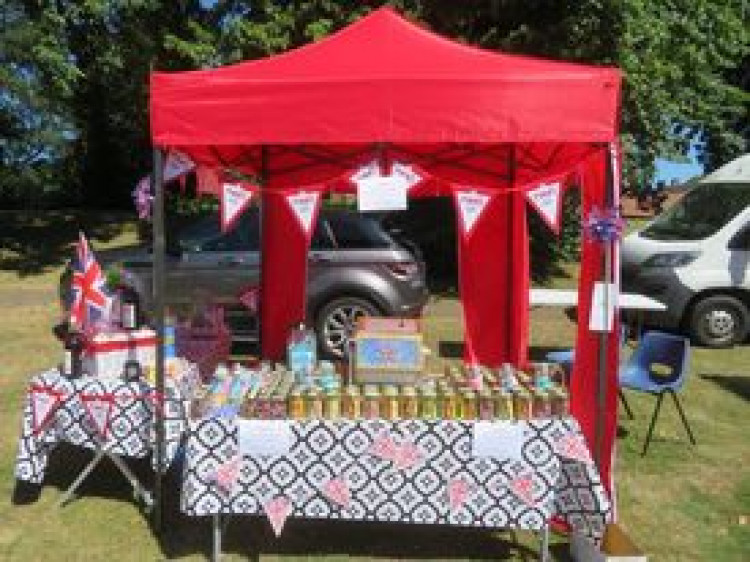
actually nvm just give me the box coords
[1,0,747,207]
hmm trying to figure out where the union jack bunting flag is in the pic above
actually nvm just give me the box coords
[69,232,113,330]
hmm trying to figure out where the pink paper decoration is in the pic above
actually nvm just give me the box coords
[392,441,425,470]
[213,454,242,495]
[238,285,260,314]
[30,385,66,435]
[447,478,471,511]
[555,433,593,464]
[369,433,399,461]
[322,478,351,509]
[264,496,292,537]
[80,393,115,439]
[509,473,536,508]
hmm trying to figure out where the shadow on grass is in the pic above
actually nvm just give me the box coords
[0,210,133,276]
[699,374,750,402]
[13,445,564,560]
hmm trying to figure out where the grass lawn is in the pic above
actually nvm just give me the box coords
[1,212,749,561]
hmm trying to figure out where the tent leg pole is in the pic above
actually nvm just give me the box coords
[151,147,166,533]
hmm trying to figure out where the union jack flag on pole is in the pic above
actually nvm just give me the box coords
[69,232,113,331]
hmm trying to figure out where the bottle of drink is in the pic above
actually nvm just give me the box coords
[64,328,85,379]
[120,291,138,330]
[287,323,316,386]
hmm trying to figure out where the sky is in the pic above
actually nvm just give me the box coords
[654,157,704,186]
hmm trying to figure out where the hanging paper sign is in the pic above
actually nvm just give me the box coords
[555,433,593,464]
[163,150,195,182]
[526,181,563,235]
[264,496,292,537]
[351,160,423,212]
[589,282,617,332]
[238,285,260,314]
[509,473,537,508]
[447,478,472,512]
[286,191,321,239]
[80,393,115,440]
[213,454,242,495]
[322,477,351,509]
[30,385,65,435]
[220,183,254,233]
[453,190,492,238]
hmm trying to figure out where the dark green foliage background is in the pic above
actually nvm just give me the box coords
[1,1,747,280]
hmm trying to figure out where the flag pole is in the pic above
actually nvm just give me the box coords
[151,147,166,532]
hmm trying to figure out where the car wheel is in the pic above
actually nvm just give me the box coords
[316,297,380,358]
[688,295,748,347]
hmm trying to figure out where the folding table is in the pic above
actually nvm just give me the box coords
[15,368,195,507]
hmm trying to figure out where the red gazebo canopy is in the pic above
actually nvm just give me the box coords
[149,6,622,493]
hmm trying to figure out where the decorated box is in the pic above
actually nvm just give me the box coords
[353,331,425,384]
[82,328,157,378]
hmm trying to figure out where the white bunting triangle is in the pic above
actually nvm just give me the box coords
[31,387,63,434]
[163,150,195,182]
[81,394,114,439]
[221,183,254,232]
[454,190,492,238]
[286,191,321,239]
[526,181,563,234]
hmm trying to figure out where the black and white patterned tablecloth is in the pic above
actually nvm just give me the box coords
[15,368,193,484]
[181,417,610,542]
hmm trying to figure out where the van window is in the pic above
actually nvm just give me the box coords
[641,183,750,241]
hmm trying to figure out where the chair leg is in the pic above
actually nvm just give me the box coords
[619,389,634,420]
[669,390,696,445]
[642,393,664,456]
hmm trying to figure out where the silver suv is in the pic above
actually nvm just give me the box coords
[67,209,428,357]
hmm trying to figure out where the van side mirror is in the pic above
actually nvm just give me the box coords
[728,224,750,251]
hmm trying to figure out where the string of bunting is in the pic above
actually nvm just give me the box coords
[29,385,164,436]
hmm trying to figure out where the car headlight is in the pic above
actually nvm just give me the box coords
[641,251,700,268]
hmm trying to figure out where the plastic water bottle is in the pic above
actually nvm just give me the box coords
[287,323,316,386]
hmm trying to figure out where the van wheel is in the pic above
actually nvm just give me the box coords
[316,297,379,358]
[688,295,748,347]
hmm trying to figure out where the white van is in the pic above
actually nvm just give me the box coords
[621,153,750,347]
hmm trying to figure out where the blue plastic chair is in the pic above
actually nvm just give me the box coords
[619,331,696,455]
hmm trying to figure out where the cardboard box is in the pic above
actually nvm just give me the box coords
[82,328,157,378]
[571,524,647,562]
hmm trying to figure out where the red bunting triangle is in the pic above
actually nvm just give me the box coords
[80,393,115,440]
[30,385,66,435]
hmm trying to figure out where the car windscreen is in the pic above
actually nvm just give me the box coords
[641,183,750,241]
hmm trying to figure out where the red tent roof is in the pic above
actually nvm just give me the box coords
[150,7,620,149]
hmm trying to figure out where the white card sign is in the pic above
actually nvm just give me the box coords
[472,421,526,461]
[351,160,422,212]
[357,176,408,212]
[221,183,254,232]
[455,190,491,238]
[589,282,617,332]
[237,419,293,457]
[526,181,562,234]
[286,191,321,238]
